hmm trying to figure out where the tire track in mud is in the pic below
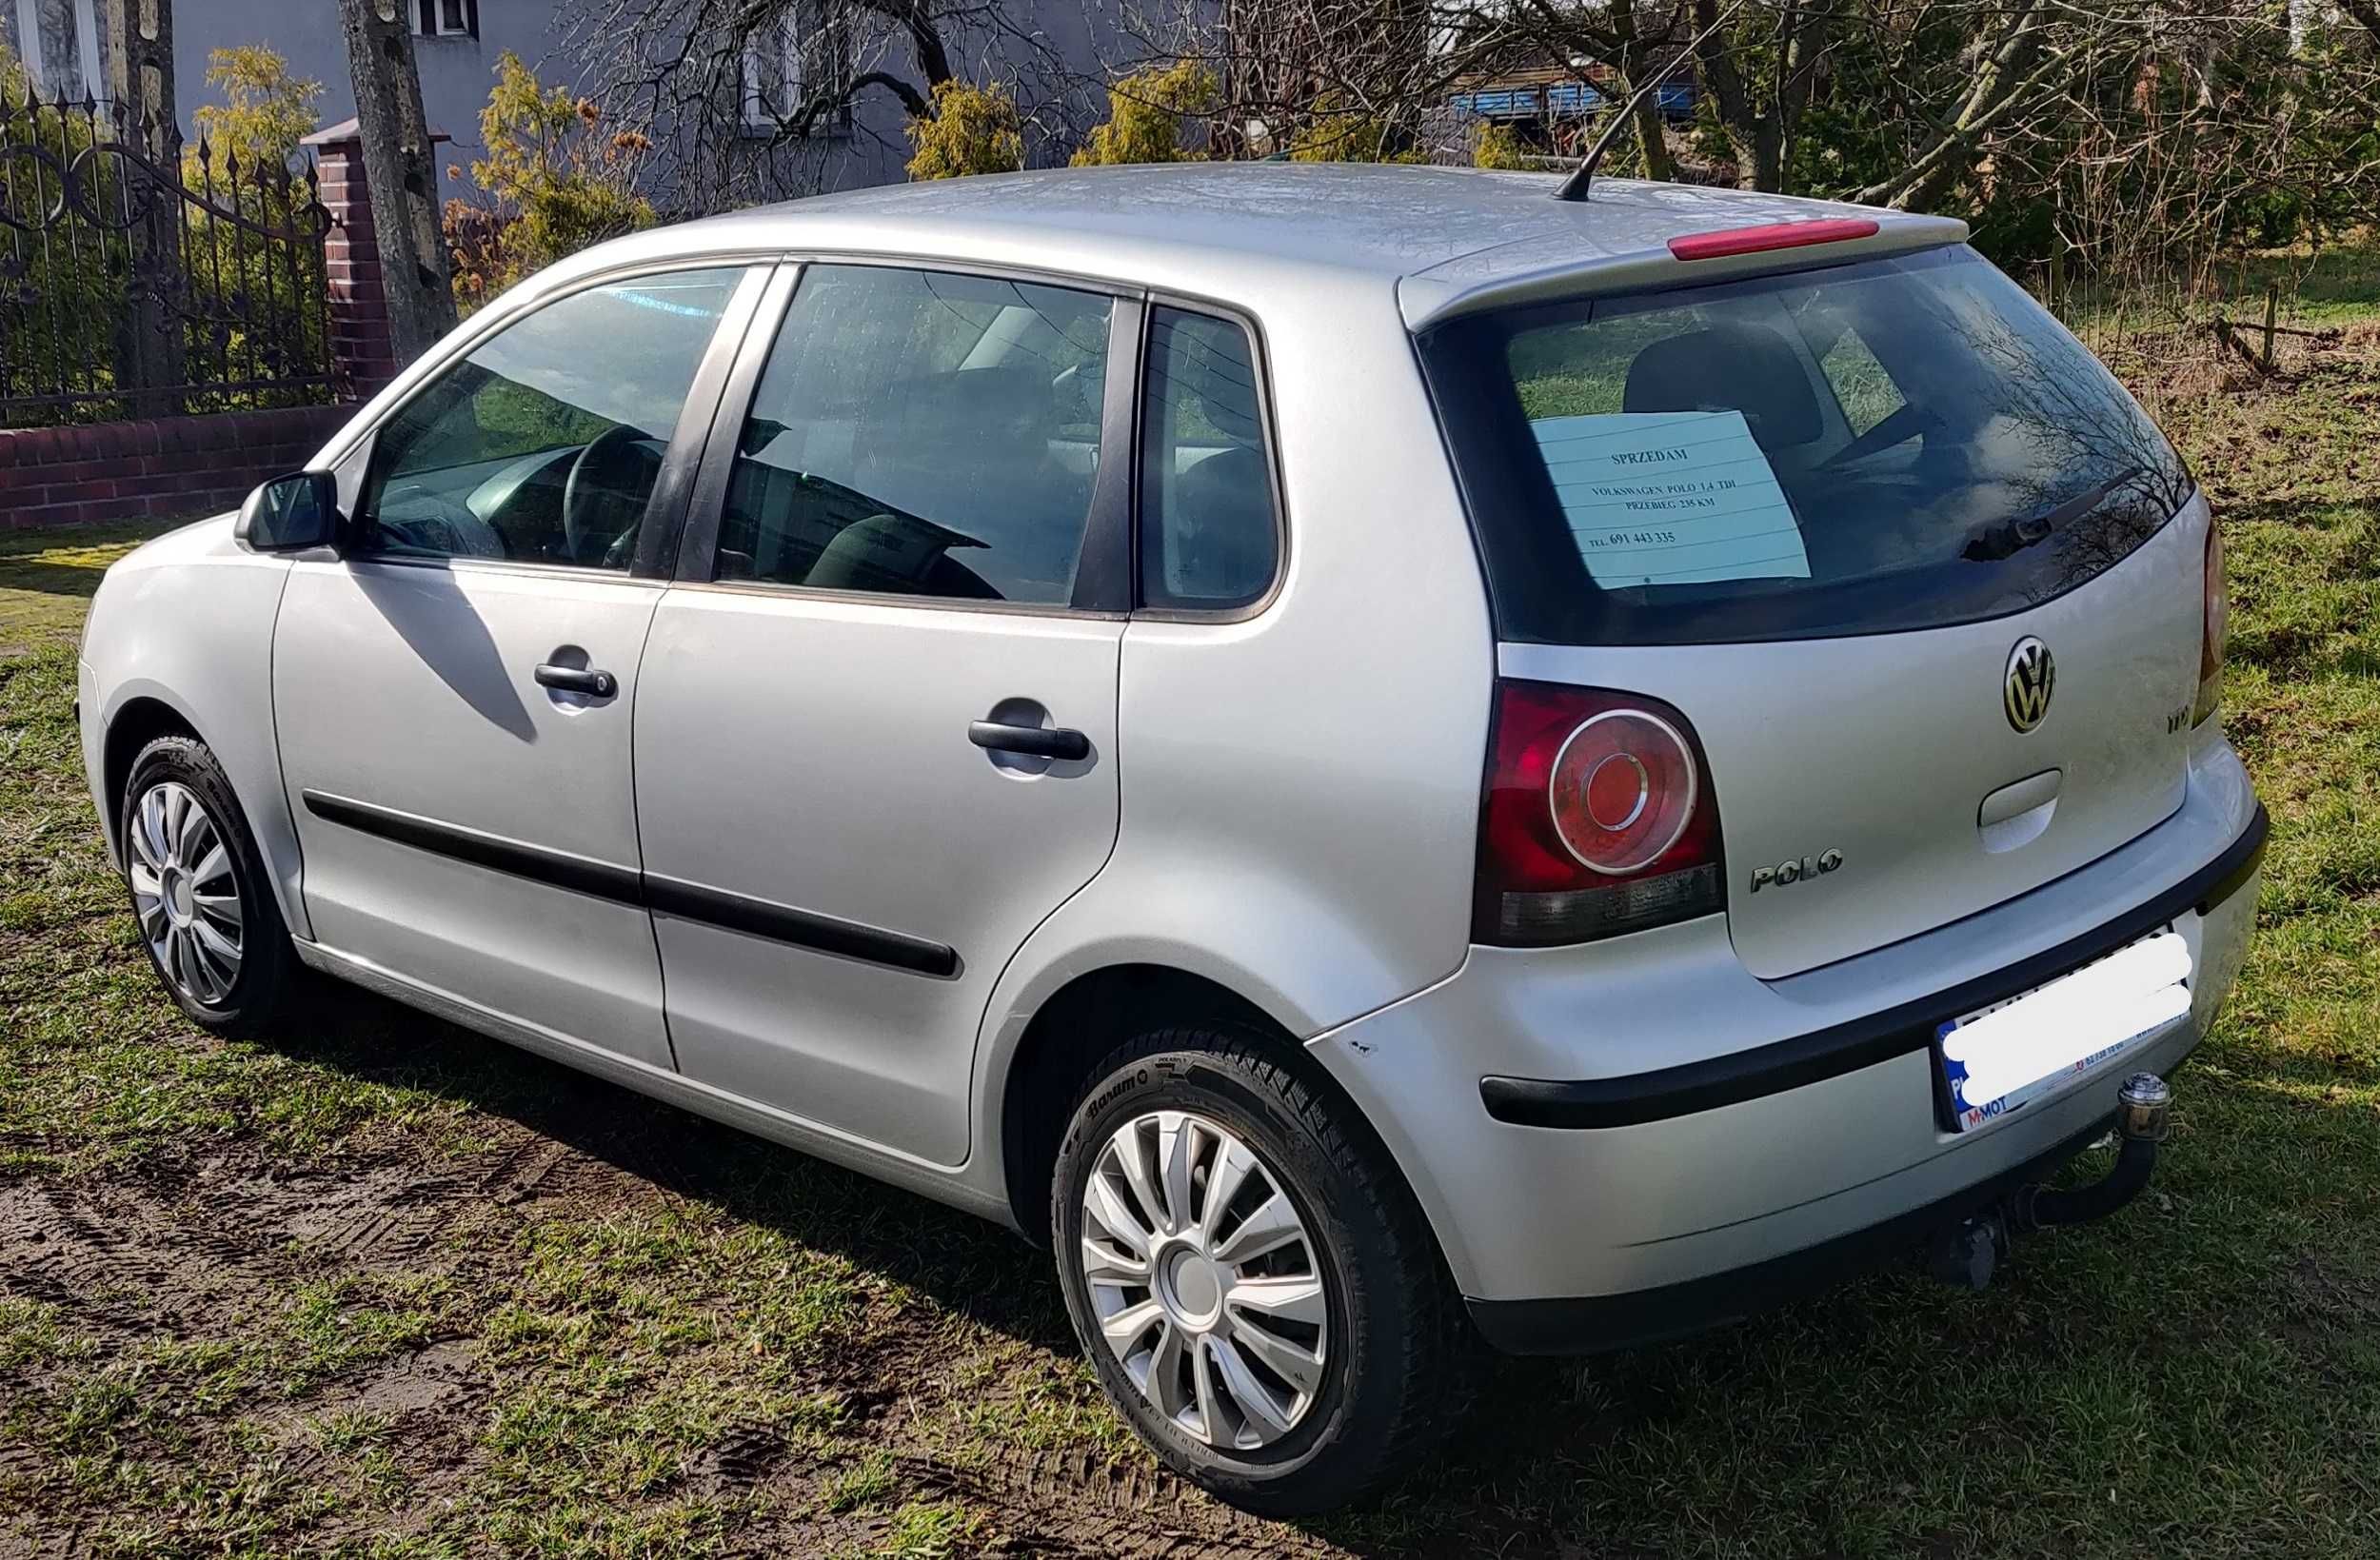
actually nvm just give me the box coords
[687,1417,796,1487]
[897,1449,1339,1559]
[0,1180,273,1332]
[669,1396,1334,1556]
[0,1141,550,1330]
[1,1127,647,1313]
[274,1168,484,1270]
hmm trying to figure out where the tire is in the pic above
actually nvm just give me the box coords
[118,734,302,1037]
[1049,1027,1468,1516]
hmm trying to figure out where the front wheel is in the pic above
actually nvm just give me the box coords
[1050,1029,1467,1516]
[120,735,302,1036]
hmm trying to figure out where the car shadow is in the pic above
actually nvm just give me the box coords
[347,564,539,742]
[278,978,1079,1345]
[259,977,1612,1550]
[244,970,2260,1559]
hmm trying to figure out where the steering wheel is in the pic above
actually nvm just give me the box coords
[376,482,508,558]
[564,425,663,566]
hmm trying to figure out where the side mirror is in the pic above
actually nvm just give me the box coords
[235,471,340,553]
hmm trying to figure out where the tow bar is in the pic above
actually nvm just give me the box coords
[1927,1072,2172,1291]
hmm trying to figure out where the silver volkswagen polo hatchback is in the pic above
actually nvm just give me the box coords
[77,166,2263,1513]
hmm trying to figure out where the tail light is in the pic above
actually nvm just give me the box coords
[2192,514,2226,727]
[1475,681,1725,946]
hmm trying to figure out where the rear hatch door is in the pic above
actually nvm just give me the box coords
[1421,242,2206,977]
[1499,511,2202,976]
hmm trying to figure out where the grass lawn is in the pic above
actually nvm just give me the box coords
[4,289,2379,1556]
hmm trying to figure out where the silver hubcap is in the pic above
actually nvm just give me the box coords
[1079,1110,1328,1450]
[128,780,244,1007]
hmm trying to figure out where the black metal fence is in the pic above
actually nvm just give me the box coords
[0,89,336,428]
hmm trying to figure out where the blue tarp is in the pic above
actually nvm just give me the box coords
[1452,81,1696,123]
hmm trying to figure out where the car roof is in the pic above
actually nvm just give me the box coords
[557,164,1969,329]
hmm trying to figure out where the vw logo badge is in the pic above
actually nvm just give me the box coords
[2004,637,2055,733]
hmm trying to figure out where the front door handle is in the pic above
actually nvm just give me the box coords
[968,720,1089,762]
[535,663,617,699]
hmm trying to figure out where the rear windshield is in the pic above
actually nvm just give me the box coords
[1418,246,2192,644]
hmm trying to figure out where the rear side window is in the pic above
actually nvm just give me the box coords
[1140,306,1278,610]
[716,264,1112,606]
[1418,246,2192,644]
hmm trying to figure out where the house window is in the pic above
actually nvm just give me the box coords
[9,0,104,101]
[413,0,478,38]
[740,10,804,131]
[739,6,848,134]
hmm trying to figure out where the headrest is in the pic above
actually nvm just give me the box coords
[905,365,1050,445]
[1179,444,1269,511]
[1623,322,1823,449]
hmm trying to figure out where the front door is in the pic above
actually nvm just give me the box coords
[275,266,760,1068]
[633,262,1132,1165]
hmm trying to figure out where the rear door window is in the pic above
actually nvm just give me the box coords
[714,264,1113,606]
[1139,306,1279,611]
[1418,246,2192,644]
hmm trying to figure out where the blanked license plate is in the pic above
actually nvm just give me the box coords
[1937,929,2192,1132]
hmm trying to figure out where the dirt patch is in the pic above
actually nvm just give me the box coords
[0,1177,280,1333]
[903,1449,1344,1558]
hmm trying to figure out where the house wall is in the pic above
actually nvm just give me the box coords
[1,2,1121,206]
[177,1,577,202]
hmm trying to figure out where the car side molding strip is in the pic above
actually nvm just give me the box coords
[644,874,959,977]
[299,791,643,902]
[299,790,959,978]
[1479,802,2269,1130]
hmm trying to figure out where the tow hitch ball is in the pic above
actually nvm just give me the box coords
[1927,1072,2172,1293]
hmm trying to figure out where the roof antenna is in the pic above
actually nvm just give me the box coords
[1555,5,1738,203]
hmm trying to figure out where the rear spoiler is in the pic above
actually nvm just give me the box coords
[1398,208,1970,331]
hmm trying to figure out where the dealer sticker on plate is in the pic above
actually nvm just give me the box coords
[1937,928,2192,1131]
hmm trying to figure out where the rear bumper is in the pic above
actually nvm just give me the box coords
[1465,1112,2121,1354]
[1478,802,2264,1131]
[1306,737,2263,1336]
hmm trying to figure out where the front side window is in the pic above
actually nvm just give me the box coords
[716,265,1113,606]
[1419,246,2192,644]
[1139,306,1278,611]
[356,268,745,569]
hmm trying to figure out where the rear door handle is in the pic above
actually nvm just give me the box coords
[535,663,617,699]
[968,720,1089,762]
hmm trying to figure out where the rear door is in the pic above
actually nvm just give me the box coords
[1421,245,2206,977]
[631,261,1134,1166]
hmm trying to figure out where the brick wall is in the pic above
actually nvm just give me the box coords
[307,130,403,400]
[0,405,352,529]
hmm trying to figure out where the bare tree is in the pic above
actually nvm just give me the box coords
[1849,0,2380,262]
[552,0,2380,307]
[336,0,456,365]
[559,0,1086,207]
[1688,0,1833,190]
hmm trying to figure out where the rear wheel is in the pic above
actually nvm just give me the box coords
[1050,1028,1466,1516]
[120,735,300,1036]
